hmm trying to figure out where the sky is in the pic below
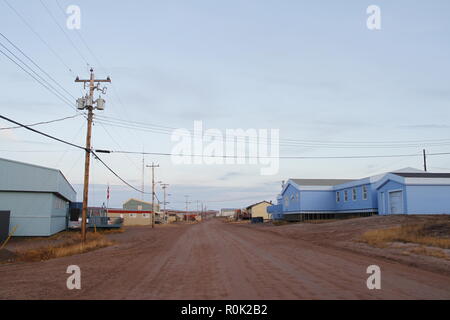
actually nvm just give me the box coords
[1,0,450,210]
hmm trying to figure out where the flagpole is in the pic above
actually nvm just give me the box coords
[106,183,110,209]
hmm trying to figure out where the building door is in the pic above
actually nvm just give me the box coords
[380,192,385,215]
[0,211,10,242]
[389,191,403,214]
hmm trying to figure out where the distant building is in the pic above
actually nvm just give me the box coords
[0,157,76,236]
[268,168,450,221]
[106,198,161,226]
[246,201,272,221]
[107,209,154,226]
[219,208,239,218]
[122,198,160,211]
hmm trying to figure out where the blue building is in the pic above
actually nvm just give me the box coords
[269,168,450,221]
[0,157,76,236]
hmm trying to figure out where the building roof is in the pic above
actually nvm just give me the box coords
[393,172,450,178]
[123,198,155,205]
[0,157,76,201]
[246,201,271,210]
[290,179,354,186]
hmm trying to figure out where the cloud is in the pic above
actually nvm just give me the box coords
[218,171,243,181]
[0,129,18,142]
[400,124,450,129]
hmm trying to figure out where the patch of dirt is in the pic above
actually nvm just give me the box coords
[245,215,450,276]
[0,249,16,264]
[1,220,450,299]
[421,222,450,239]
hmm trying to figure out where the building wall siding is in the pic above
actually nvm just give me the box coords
[249,202,271,220]
[0,192,53,236]
[108,212,153,226]
[335,183,377,212]
[300,190,335,212]
[405,185,450,214]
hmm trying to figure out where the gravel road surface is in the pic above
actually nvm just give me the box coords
[1,219,449,299]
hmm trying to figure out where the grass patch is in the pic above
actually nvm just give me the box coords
[361,222,450,249]
[96,228,124,234]
[272,220,290,226]
[408,246,450,260]
[15,232,114,262]
[303,219,338,224]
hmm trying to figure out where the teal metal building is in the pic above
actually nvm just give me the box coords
[0,157,76,236]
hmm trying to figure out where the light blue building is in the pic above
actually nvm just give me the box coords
[269,168,450,221]
[0,157,76,236]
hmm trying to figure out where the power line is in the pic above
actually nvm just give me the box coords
[3,114,450,160]
[92,151,150,194]
[3,0,76,76]
[38,0,90,66]
[0,46,77,110]
[0,114,148,195]
[0,114,86,150]
[0,32,77,101]
[105,149,450,160]
[0,114,80,130]
[93,115,450,149]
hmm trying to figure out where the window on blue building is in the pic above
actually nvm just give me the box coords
[352,188,357,201]
[362,185,368,200]
[336,191,340,202]
[344,190,348,201]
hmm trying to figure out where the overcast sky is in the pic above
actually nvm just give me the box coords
[1,0,450,209]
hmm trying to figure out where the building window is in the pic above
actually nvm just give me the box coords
[284,196,289,207]
[143,213,149,218]
[344,190,348,202]
[352,188,357,201]
[129,213,136,218]
[362,185,368,200]
[336,191,340,202]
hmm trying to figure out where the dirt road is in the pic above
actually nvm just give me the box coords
[1,219,450,299]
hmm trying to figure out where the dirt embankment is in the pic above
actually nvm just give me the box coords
[245,215,450,276]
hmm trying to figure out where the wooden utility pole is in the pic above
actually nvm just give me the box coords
[423,149,427,172]
[184,195,191,222]
[75,68,111,242]
[146,162,159,228]
[161,183,169,222]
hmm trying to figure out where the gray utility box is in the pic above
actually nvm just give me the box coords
[0,211,11,242]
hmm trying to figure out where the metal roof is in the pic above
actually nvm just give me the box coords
[393,172,450,178]
[246,201,271,210]
[290,179,354,186]
[0,157,76,201]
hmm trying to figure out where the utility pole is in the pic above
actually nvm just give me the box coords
[146,162,159,228]
[185,195,191,222]
[75,68,111,242]
[423,149,427,172]
[161,183,169,223]
[141,152,145,200]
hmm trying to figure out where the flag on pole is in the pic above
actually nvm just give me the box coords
[107,184,110,200]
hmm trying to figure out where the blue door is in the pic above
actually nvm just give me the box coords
[389,191,403,214]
